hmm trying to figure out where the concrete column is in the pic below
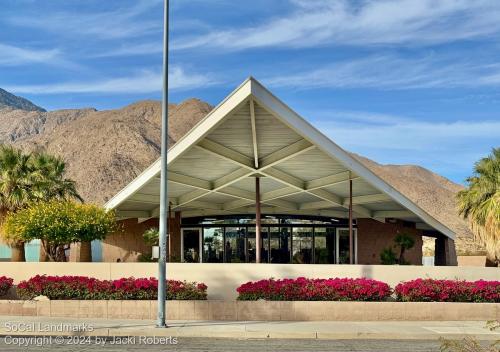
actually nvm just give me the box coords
[435,236,458,266]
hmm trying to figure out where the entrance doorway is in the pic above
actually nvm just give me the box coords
[181,228,202,263]
[336,228,357,264]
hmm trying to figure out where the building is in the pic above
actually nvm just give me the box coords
[103,78,457,266]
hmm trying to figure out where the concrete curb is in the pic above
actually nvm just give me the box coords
[0,317,499,340]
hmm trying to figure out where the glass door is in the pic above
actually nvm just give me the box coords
[270,227,291,263]
[181,228,202,263]
[292,227,313,264]
[336,228,357,264]
[224,227,246,263]
[314,227,336,264]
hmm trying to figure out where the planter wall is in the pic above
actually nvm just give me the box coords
[0,300,498,321]
[1,262,499,300]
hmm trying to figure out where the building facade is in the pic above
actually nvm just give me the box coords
[103,78,457,266]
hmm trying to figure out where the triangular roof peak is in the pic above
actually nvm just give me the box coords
[106,77,455,239]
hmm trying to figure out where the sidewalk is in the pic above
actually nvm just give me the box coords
[0,315,498,340]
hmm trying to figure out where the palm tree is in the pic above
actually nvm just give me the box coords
[0,145,82,261]
[457,148,500,266]
[29,151,83,203]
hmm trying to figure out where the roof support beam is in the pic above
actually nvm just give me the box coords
[223,198,254,211]
[167,172,212,191]
[260,167,304,189]
[259,139,314,169]
[217,186,255,201]
[196,139,254,170]
[261,187,301,202]
[342,193,390,206]
[307,189,343,206]
[249,99,259,168]
[187,200,224,211]
[305,171,359,190]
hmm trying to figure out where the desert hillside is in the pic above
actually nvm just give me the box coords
[0,91,474,251]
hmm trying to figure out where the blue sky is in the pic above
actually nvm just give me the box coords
[0,0,499,184]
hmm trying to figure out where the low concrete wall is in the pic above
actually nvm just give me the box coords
[1,263,499,300]
[458,256,487,267]
[1,300,499,321]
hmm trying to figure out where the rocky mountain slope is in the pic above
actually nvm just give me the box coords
[0,88,45,112]
[0,90,474,251]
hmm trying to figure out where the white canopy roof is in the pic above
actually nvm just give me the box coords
[105,78,455,239]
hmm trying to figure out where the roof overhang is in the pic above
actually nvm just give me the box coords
[105,77,455,240]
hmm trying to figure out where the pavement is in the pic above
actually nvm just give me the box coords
[0,316,499,341]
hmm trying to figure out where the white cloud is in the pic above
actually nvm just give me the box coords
[0,43,60,65]
[4,67,216,94]
[8,0,162,40]
[309,109,499,180]
[92,42,163,58]
[263,55,500,90]
[173,0,500,50]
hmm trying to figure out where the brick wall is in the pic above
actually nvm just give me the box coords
[102,214,182,263]
[357,218,423,265]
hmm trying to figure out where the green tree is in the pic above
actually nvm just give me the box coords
[457,148,500,266]
[2,200,117,262]
[394,233,415,265]
[0,145,82,261]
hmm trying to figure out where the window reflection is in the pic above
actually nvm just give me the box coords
[224,227,246,263]
[314,227,335,264]
[203,227,224,263]
[292,227,313,264]
[270,227,291,263]
[337,229,356,264]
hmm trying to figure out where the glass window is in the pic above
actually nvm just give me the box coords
[203,227,224,263]
[314,227,336,264]
[261,227,269,263]
[292,227,313,264]
[270,227,291,263]
[336,229,357,264]
[182,229,200,263]
[224,227,246,263]
[246,227,256,263]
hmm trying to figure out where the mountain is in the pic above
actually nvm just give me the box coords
[352,155,479,254]
[0,88,45,112]
[0,95,475,252]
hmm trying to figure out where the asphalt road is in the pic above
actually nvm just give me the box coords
[0,337,451,352]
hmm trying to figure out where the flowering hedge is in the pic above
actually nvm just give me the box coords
[16,275,207,300]
[395,279,500,303]
[0,276,13,297]
[237,277,392,301]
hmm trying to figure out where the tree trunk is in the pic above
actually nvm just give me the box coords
[79,241,92,262]
[11,242,25,262]
[39,244,49,262]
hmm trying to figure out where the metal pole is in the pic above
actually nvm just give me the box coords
[157,0,169,328]
[255,177,261,263]
[349,179,353,264]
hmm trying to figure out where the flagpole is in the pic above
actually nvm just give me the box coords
[157,0,169,328]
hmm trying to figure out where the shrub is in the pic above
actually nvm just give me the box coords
[380,247,398,265]
[143,228,159,246]
[395,279,500,302]
[237,277,392,301]
[2,201,118,261]
[16,275,207,300]
[0,276,13,297]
